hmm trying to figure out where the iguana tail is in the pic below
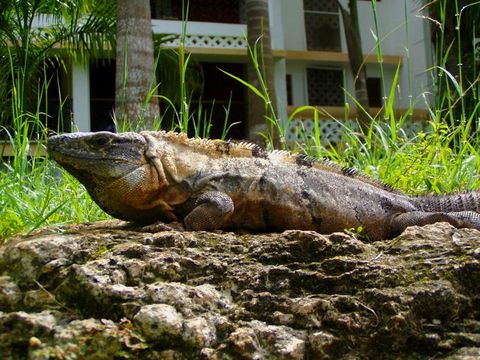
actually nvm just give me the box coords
[387,192,480,237]
[413,192,480,213]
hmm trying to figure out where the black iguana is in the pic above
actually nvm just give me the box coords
[47,131,480,240]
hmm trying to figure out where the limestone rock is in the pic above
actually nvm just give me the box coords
[0,220,479,358]
[134,303,184,341]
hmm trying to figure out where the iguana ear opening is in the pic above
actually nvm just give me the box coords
[142,133,181,187]
[143,145,167,184]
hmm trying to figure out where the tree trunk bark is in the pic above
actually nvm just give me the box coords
[245,0,279,146]
[337,0,371,131]
[115,0,159,131]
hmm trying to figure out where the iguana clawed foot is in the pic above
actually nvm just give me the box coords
[129,191,234,233]
[184,191,234,231]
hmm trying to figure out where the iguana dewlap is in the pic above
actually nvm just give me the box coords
[47,131,480,240]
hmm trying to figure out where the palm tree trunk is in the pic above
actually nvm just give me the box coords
[245,0,279,146]
[115,0,159,131]
[337,0,371,131]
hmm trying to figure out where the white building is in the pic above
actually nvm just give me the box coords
[65,0,432,140]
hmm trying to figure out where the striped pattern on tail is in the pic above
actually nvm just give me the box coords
[414,192,480,213]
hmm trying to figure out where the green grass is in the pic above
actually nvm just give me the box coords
[0,159,108,242]
[1,0,480,242]
[0,60,108,242]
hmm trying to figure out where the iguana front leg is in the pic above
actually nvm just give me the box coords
[184,191,234,231]
[390,210,480,237]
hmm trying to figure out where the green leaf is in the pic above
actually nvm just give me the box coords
[218,68,266,102]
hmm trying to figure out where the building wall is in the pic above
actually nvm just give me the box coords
[275,0,432,111]
[276,0,306,51]
[63,0,433,133]
[354,0,433,109]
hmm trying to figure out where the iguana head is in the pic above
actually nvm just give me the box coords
[47,131,182,223]
[48,131,147,182]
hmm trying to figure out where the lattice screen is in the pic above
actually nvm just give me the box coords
[303,0,341,51]
[307,68,344,106]
[303,0,339,13]
[163,35,246,49]
[286,119,355,143]
[286,119,427,144]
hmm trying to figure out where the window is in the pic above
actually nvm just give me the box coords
[303,0,341,51]
[286,74,293,106]
[41,58,71,133]
[199,62,246,138]
[307,68,344,106]
[90,60,115,132]
[367,77,382,107]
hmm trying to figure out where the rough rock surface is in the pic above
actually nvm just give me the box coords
[0,220,479,359]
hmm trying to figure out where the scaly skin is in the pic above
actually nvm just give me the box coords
[47,131,480,240]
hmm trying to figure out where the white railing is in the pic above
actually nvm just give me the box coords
[152,20,247,49]
[286,119,426,143]
[32,17,248,50]
[31,14,63,28]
